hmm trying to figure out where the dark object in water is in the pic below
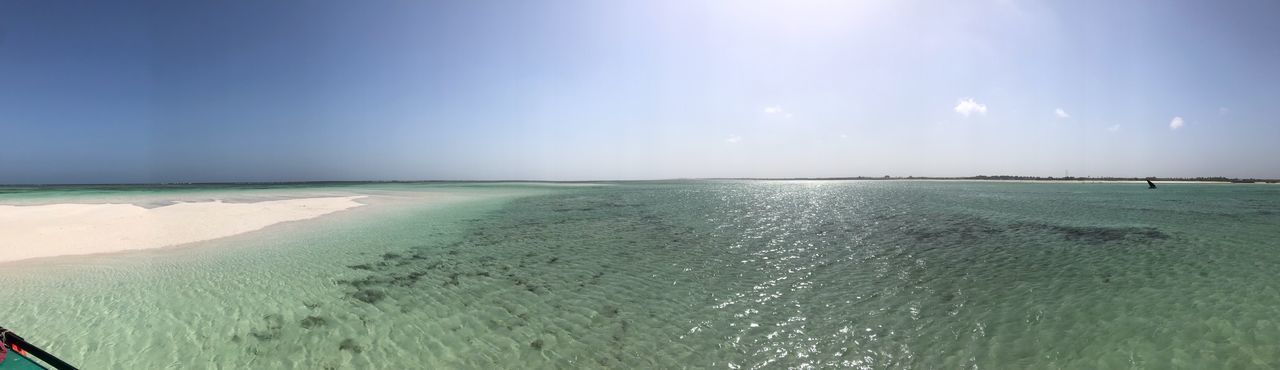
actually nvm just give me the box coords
[299,316,328,329]
[1146,180,1157,189]
[338,338,364,353]
[352,289,386,303]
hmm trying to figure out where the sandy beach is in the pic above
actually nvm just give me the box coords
[0,196,367,263]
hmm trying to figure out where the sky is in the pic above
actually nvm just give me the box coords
[1,0,1278,183]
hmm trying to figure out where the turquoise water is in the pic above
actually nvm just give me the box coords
[2,181,1279,368]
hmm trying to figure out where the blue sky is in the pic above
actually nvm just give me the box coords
[1,0,1278,183]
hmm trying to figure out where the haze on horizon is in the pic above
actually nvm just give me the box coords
[2,0,1278,184]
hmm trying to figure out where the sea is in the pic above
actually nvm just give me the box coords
[1,181,1278,369]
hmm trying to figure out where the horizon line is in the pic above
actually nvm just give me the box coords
[3,175,1278,187]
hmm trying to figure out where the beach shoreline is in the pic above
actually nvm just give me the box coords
[0,196,368,264]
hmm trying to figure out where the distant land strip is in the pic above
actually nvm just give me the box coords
[706,176,1279,183]
[1,176,1278,187]
[2,176,1280,186]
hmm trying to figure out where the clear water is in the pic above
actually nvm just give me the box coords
[2,181,1279,368]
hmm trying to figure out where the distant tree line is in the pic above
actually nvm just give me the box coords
[724,175,1279,183]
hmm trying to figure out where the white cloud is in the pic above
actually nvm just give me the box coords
[840,133,849,139]
[1219,107,1230,115]
[725,135,742,143]
[1055,108,1070,118]
[954,98,987,117]
[1169,116,1184,130]
[763,106,792,119]
[1106,124,1120,132]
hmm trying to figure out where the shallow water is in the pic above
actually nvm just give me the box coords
[2,181,1279,368]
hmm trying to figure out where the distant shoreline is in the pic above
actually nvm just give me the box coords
[1,176,1277,187]
[707,177,1279,184]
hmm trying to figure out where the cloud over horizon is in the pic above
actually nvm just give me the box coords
[763,106,793,119]
[954,98,988,117]
[1170,116,1185,130]
[1055,108,1070,118]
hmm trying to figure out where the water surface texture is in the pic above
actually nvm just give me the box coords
[2,181,1279,368]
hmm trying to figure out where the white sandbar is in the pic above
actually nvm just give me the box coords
[0,196,366,263]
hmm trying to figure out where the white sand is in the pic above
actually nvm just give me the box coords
[0,196,366,263]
